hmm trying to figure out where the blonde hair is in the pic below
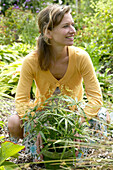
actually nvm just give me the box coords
[37,4,71,70]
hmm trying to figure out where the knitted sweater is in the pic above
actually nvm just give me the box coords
[15,46,103,118]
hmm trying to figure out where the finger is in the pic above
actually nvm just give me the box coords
[36,134,43,161]
[39,134,44,149]
[40,153,43,161]
[74,133,80,149]
[106,112,110,123]
[36,134,41,154]
[75,150,79,157]
[39,134,44,160]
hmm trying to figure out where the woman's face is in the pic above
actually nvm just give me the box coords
[49,12,76,47]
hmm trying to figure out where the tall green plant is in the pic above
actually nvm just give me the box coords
[23,94,113,168]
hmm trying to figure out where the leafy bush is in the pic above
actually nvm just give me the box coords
[0,7,38,45]
[23,95,87,168]
[0,43,35,97]
[24,95,87,143]
[96,68,113,103]
[0,43,33,63]
[73,0,113,70]
[72,0,113,103]
[0,0,17,15]
[0,0,53,15]
[0,59,22,96]
[23,94,113,169]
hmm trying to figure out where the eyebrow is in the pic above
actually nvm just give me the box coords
[61,21,74,25]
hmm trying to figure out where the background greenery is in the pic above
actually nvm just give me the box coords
[0,0,113,104]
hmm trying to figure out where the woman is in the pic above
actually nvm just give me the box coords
[8,4,109,161]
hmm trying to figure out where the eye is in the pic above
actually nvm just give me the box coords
[72,23,75,27]
[63,25,69,28]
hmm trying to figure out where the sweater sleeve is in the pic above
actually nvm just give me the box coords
[15,55,35,118]
[79,50,103,118]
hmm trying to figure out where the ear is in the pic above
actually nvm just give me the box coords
[44,29,52,39]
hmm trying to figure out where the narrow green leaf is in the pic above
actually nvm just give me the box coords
[1,161,20,170]
[39,131,47,143]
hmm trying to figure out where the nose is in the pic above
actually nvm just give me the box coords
[70,25,76,34]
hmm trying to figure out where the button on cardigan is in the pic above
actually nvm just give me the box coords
[15,46,103,118]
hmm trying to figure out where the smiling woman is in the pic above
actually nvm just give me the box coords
[8,4,109,162]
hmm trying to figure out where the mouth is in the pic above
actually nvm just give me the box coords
[66,36,74,40]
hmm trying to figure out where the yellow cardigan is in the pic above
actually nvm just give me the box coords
[15,46,103,118]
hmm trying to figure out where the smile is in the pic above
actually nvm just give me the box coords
[66,37,74,40]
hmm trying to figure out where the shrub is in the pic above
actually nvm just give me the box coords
[0,43,35,97]
[73,0,113,70]
[72,0,113,103]
[0,43,33,63]
[96,68,113,103]
[0,7,38,45]
[23,94,113,169]
[0,0,53,16]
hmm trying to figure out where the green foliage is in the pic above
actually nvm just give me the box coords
[96,68,113,103]
[0,59,22,96]
[23,95,88,167]
[0,121,5,129]
[0,58,36,98]
[23,94,113,168]
[0,0,17,15]
[73,0,113,69]
[0,45,20,64]
[0,43,33,63]
[0,141,25,170]
[0,43,35,97]
[72,0,113,102]
[0,7,38,45]
[20,14,38,45]
[0,102,23,170]
[0,0,53,15]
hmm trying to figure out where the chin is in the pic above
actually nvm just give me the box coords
[68,44,73,46]
[67,42,74,46]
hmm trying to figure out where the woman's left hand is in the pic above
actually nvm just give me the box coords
[106,111,110,123]
[36,133,44,161]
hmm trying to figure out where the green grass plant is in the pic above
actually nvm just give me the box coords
[23,94,113,169]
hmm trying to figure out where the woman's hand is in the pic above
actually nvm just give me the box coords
[74,132,81,157]
[36,133,44,161]
[81,116,86,123]
[106,111,110,123]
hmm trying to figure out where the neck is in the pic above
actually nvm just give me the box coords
[51,46,68,61]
